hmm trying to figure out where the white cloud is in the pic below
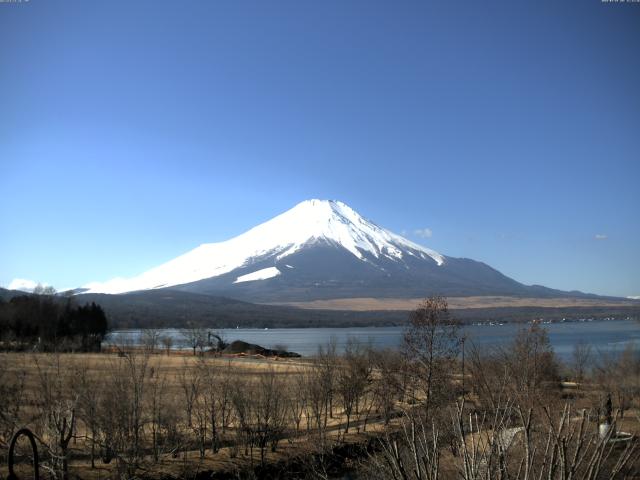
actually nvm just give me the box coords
[414,228,433,239]
[594,234,608,240]
[627,296,640,300]
[7,279,55,292]
[8,278,40,292]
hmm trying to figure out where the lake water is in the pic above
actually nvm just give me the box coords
[105,319,640,361]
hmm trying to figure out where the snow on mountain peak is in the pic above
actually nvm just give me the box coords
[275,199,443,263]
[82,199,444,294]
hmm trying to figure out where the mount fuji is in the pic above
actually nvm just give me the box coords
[79,199,580,303]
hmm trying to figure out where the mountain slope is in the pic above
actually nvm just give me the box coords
[82,199,444,295]
[80,199,599,302]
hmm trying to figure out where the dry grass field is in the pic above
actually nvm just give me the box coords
[273,295,640,311]
[0,349,399,479]
[1,314,639,479]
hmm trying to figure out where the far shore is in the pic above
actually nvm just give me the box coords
[269,295,640,311]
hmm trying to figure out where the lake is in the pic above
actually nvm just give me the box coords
[105,319,640,361]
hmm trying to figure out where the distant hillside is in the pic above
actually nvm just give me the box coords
[4,287,638,329]
[77,289,640,329]
[75,290,407,328]
[0,287,15,301]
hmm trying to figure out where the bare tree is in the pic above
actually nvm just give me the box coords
[192,370,209,459]
[369,398,640,480]
[217,359,234,435]
[147,362,170,463]
[142,328,161,353]
[198,356,223,455]
[181,327,208,356]
[336,338,372,434]
[161,335,173,355]
[304,364,331,448]
[403,296,460,417]
[178,359,201,428]
[99,350,151,476]
[33,354,77,480]
[254,367,288,464]
[500,324,560,409]
[0,359,26,465]
[371,349,405,425]
[594,344,640,419]
[315,339,338,422]
[230,377,254,461]
[288,366,308,433]
[73,363,101,468]
[367,410,441,480]
[572,340,592,384]
[33,283,57,296]
[467,342,512,413]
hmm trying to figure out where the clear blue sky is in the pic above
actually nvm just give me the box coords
[1,0,638,297]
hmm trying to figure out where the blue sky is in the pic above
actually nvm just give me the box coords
[1,0,639,297]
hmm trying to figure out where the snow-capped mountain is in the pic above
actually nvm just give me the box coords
[83,200,443,294]
[80,199,567,302]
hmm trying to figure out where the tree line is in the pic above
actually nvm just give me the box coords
[0,287,108,351]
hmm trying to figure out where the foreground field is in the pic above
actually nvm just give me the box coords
[1,315,639,479]
[0,349,402,479]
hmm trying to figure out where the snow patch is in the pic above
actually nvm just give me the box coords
[233,267,281,284]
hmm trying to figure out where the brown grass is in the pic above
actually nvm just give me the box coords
[0,351,383,479]
[269,295,639,311]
